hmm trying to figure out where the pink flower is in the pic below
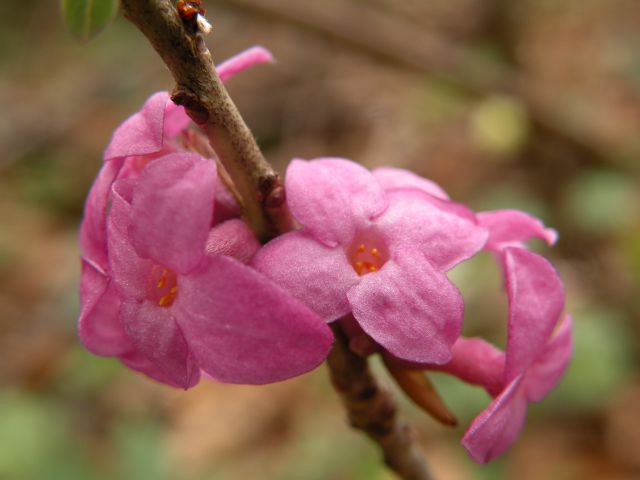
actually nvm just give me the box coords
[252,158,488,364]
[78,48,334,387]
[80,46,274,273]
[80,153,332,388]
[459,211,570,462]
[462,315,572,463]
[434,211,571,463]
[363,168,572,462]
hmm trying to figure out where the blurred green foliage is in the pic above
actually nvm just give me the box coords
[470,95,530,157]
[0,390,93,480]
[62,0,118,42]
[112,418,169,480]
[550,307,635,412]
[563,170,638,235]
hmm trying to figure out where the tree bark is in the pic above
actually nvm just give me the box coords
[327,324,434,480]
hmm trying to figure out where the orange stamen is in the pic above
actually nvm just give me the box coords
[158,295,172,307]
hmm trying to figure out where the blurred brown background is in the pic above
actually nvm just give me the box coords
[1,1,639,479]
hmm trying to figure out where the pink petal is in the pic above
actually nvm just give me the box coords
[107,180,154,299]
[78,260,131,356]
[347,250,463,364]
[525,315,573,402]
[79,259,107,314]
[217,46,274,82]
[175,255,334,384]
[251,231,358,322]
[206,219,261,264]
[79,158,124,272]
[104,92,169,161]
[478,210,558,251]
[212,176,241,224]
[462,376,527,463]
[129,153,216,274]
[163,100,191,139]
[372,167,449,200]
[119,348,201,389]
[120,299,200,389]
[285,158,388,247]
[503,247,565,382]
[432,337,505,396]
[377,189,488,271]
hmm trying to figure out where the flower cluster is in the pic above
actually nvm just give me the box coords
[78,48,571,463]
[252,158,572,462]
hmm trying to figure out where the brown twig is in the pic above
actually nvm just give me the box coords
[119,1,434,477]
[327,324,434,480]
[119,0,292,241]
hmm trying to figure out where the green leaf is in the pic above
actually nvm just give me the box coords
[62,0,118,42]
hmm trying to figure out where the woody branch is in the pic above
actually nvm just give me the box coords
[120,0,291,241]
[118,1,433,478]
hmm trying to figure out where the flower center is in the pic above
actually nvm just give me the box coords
[347,231,389,276]
[149,265,178,307]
